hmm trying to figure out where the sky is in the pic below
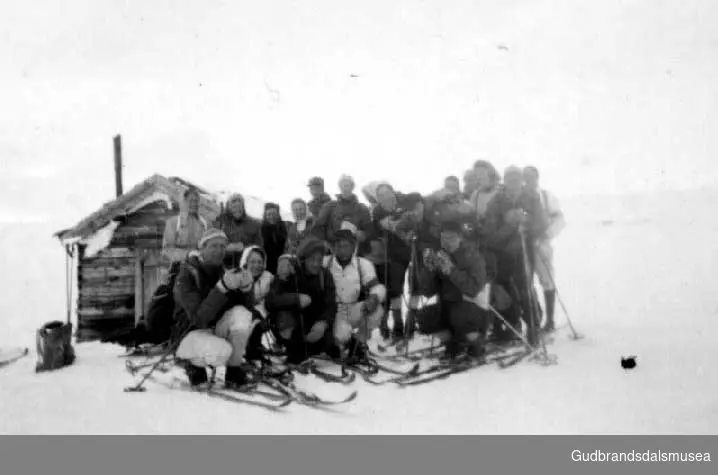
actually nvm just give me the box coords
[1,0,717,225]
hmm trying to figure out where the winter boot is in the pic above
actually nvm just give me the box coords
[346,337,369,365]
[542,290,556,332]
[403,308,417,339]
[183,362,208,387]
[389,308,403,340]
[224,366,248,388]
[466,333,486,359]
[244,322,268,362]
[379,312,391,340]
[440,337,466,363]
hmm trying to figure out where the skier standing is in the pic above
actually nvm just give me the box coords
[522,166,566,332]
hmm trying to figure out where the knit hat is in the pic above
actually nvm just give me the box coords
[296,237,327,261]
[239,245,267,269]
[198,228,228,248]
[307,176,324,187]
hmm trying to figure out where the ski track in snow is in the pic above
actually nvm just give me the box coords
[1,190,717,433]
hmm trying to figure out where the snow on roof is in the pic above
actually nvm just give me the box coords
[55,174,295,244]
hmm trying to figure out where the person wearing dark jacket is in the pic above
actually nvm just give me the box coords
[285,198,315,255]
[173,228,262,388]
[483,166,549,345]
[261,203,288,276]
[312,175,372,253]
[212,193,263,267]
[266,237,337,365]
[307,176,332,218]
[414,220,489,359]
[368,183,425,341]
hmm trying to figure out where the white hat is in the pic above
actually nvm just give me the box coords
[198,228,228,248]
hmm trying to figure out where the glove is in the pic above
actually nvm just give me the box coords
[305,321,328,343]
[435,250,454,275]
[218,269,253,293]
[362,294,380,315]
[423,249,437,272]
[298,294,312,308]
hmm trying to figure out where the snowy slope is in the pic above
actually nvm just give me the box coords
[1,190,717,434]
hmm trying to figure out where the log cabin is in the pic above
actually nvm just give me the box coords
[54,174,222,342]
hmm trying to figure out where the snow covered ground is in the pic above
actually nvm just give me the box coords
[1,188,717,434]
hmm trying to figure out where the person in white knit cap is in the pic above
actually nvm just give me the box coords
[324,229,386,363]
[173,228,261,388]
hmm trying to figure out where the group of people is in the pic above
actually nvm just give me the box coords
[160,161,566,388]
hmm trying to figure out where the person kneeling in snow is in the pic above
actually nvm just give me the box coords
[231,245,275,362]
[415,220,489,360]
[324,229,386,364]
[265,238,337,365]
[172,229,264,388]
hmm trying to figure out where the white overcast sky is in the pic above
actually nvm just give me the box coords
[1,0,717,223]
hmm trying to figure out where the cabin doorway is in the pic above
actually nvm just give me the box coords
[134,247,168,324]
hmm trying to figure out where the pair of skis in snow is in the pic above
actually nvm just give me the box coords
[124,358,357,411]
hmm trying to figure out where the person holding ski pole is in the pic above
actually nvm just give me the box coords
[413,220,489,360]
[265,237,337,365]
[324,229,386,364]
[484,166,549,346]
[522,166,566,333]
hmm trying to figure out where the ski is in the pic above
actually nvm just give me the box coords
[393,347,528,386]
[125,358,172,374]
[361,363,422,386]
[125,369,292,411]
[118,344,169,358]
[0,347,29,368]
[369,344,445,362]
[259,377,358,406]
[306,361,357,385]
[396,357,489,386]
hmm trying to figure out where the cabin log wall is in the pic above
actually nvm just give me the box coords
[76,201,179,340]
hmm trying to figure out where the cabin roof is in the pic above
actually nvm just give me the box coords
[54,174,221,242]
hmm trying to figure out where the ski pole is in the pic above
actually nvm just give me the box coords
[535,248,582,340]
[486,305,537,353]
[124,329,186,392]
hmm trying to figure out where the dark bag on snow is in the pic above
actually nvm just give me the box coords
[35,321,76,373]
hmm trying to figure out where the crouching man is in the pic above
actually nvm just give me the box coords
[172,229,264,388]
[324,229,386,363]
[415,221,489,360]
[265,238,337,365]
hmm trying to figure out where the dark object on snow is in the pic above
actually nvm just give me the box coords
[35,321,76,372]
[621,356,637,370]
